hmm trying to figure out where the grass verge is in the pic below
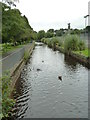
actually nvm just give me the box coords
[73,49,90,57]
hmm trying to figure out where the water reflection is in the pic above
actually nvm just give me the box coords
[13,44,88,118]
[64,55,78,70]
[64,54,90,70]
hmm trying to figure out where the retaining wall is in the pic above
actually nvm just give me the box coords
[10,42,35,94]
[56,46,90,67]
[0,42,35,95]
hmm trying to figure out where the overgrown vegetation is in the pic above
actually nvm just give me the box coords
[41,35,89,57]
[24,51,30,62]
[37,27,87,41]
[1,71,15,118]
[41,37,64,49]
[64,35,86,51]
[73,49,90,57]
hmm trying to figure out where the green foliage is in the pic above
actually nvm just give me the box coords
[55,29,63,36]
[41,38,48,44]
[70,29,81,35]
[41,34,88,57]
[73,49,90,57]
[64,35,86,52]
[58,39,63,47]
[78,40,86,51]
[24,51,30,62]
[47,39,52,48]
[45,31,54,38]
[46,29,55,38]
[37,30,45,40]
[1,43,25,55]
[47,29,54,33]
[2,71,15,117]
[52,37,64,47]
[42,34,86,53]
[2,2,36,45]
[41,37,63,49]
[64,35,79,51]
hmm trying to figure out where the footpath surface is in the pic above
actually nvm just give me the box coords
[0,43,32,77]
[2,43,32,59]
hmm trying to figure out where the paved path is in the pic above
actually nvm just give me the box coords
[2,48,23,58]
[0,43,32,76]
[2,43,32,59]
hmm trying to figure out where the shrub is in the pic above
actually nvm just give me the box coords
[57,37,63,47]
[64,35,79,51]
[47,40,52,48]
[78,40,86,51]
[24,51,30,62]
[2,71,15,117]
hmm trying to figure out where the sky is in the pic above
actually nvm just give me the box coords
[15,0,90,32]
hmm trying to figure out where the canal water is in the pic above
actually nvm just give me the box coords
[13,43,88,118]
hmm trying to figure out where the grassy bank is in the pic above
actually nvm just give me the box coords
[41,35,90,58]
[73,49,90,57]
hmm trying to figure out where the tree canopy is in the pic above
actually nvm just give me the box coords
[1,2,37,45]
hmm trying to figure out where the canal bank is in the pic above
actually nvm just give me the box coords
[12,43,88,118]
[56,46,90,68]
[10,41,35,94]
[1,42,35,119]
[41,36,90,68]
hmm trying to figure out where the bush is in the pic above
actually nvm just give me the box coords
[64,35,79,51]
[24,51,30,62]
[57,37,63,47]
[78,40,86,51]
[47,40,52,48]
[2,71,15,117]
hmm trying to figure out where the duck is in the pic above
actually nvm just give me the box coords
[37,68,41,71]
[58,76,62,81]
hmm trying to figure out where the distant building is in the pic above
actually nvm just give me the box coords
[88,1,90,26]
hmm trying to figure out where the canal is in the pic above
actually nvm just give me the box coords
[13,43,88,118]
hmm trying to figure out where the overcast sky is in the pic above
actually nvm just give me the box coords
[16,0,90,32]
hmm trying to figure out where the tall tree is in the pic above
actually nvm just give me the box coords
[2,2,36,44]
[37,30,45,40]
